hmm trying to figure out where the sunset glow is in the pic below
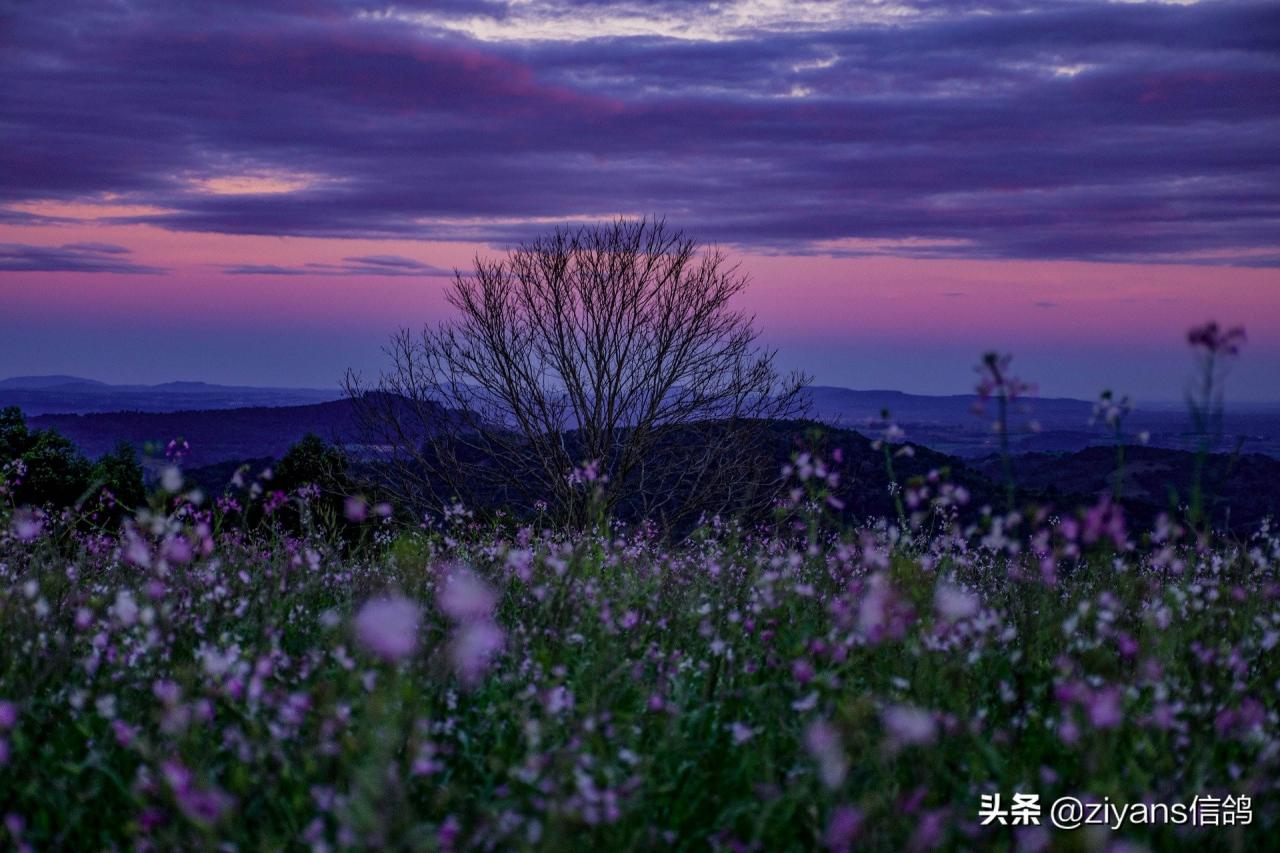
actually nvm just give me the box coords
[1,0,1277,399]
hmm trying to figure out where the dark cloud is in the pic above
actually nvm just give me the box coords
[0,242,166,274]
[0,207,78,227]
[342,255,454,275]
[221,255,453,276]
[1,0,1277,264]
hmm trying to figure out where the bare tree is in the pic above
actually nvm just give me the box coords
[344,218,808,529]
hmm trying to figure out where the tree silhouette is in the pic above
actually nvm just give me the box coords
[346,218,807,528]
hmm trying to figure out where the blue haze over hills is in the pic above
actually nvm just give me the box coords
[4,376,1279,463]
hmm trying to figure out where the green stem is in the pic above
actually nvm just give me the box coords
[997,390,1014,512]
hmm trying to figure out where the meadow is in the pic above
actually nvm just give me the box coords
[1,447,1276,851]
[3,1,1275,847]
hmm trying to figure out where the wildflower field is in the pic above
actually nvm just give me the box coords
[1,451,1277,852]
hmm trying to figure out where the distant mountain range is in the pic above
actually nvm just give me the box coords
[23,402,1277,535]
[801,386,1280,458]
[7,375,1277,531]
[8,375,1280,460]
[0,375,341,415]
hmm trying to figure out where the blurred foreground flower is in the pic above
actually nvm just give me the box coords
[934,582,980,622]
[438,567,504,687]
[10,510,41,542]
[344,496,367,522]
[163,760,233,827]
[825,806,864,851]
[882,704,937,749]
[439,568,497,621]
[354,595,421,662]
[805,719,848,789]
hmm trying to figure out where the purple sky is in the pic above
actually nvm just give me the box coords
[1,0,1278,400]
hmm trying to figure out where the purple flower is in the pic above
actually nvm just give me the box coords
[160,466,184,493]
[934,582,980,622]
[1187,321,1246,356]
[438,815,461,850]
[907,808,948,852]
[160,536,193,564]
[110,719,137,748]
[112,590,139,627]
[436,568,503,686]
[824,805,864,851]
[1015,826,1051,853]
[1082,497,1127,550]
[882,704,938,748]
[344,496,367,522]
[438,568,497,622]
[0,702,17,730]
[1215,697,1266,738]
[1085,687,1123,729]
[567,459,606,485]
[450,621,504,686]
[354,595,421,662]
[804,720,848,789]
[10,510,41,542]
[163,759,233,827]
[178,787,233,826]
[791,659,815,684]
[164,438,190,461]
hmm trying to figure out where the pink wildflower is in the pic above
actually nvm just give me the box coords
[354,596,421,662]
[10,510,41,542]
[1085,687,1123,729]
[160,535,192,564]
[824,805,864,851]
[438,568,497,622]
[438,567,504,686]
[1187,321,1245,356]
[344,496,367,522]
[163,759,233,827]
[882,704,938,748]
[934,582,979,622]
[907,808,948,852]
[450,621,504,686]
[1082,497,1127,550]
[804,719,848,789]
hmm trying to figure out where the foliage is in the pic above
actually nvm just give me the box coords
[0,456,1276,851]
[91,441,148,519]
[274,433,350,493]
[0,321,1270,849]
[0,406,94,510]
[1,408,146,527]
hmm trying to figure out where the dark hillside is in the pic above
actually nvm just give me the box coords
[26,403,1277,532]
[30,400,364,468]
[976,444,1280,533]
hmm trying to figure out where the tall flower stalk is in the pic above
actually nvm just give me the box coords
[1092,390,1133,502]
[974,352,1035,512]
[1185,322,1245,533]
[870,410,909,534]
